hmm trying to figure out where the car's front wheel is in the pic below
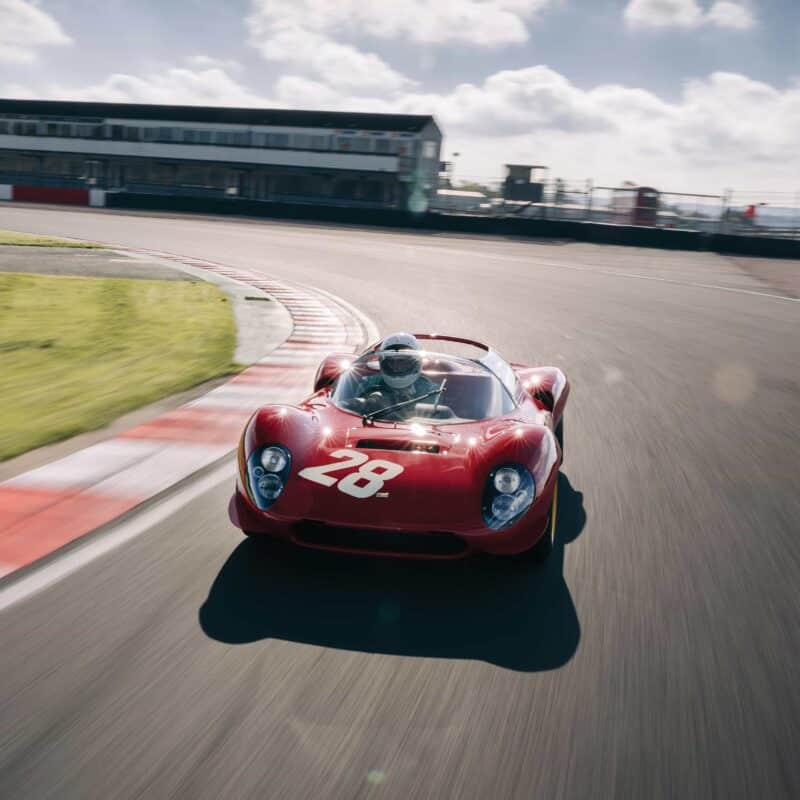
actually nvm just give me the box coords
[521,480,558,564]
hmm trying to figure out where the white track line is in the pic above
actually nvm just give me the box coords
[330,236,798,304]
[420,245,799,304]
[541,261,800,303]
[307,281,382,343]
[0,461,233,613]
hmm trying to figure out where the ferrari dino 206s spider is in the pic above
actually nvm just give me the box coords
[229,333,568,561]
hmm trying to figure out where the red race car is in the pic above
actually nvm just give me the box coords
[229,333,568,561]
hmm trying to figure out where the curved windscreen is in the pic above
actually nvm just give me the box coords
[331,351,516,424]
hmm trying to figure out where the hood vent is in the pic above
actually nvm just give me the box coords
[356,439,440,454]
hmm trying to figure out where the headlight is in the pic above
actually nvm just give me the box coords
[494,466,521,494]
[261,446,288,472]
[246,444,291,510]
[481,463,535,530]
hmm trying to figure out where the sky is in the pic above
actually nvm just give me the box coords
[1,0,798,194]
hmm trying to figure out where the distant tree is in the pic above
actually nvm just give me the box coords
[455,181,500,197]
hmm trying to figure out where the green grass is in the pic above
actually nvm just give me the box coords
[0,272,239,461]
[0,230,103,247]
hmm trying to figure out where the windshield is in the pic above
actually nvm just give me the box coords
[330,350,516,424]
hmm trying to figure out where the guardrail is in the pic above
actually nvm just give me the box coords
[432,179,800,242]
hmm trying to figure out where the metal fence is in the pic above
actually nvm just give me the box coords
[431,178,800,240]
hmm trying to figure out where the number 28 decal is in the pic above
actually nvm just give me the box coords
[298,449,404,499]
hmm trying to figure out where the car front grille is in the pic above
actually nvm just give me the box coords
[293,521,467,558]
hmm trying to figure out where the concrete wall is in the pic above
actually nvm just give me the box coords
[1,185,794,259]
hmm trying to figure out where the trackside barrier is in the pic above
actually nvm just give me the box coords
[89,188,106,207]
[12,185,89,205]
[102,192,800,259]
[0,184,105,207]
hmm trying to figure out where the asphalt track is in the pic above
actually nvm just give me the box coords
[1,206,798,799]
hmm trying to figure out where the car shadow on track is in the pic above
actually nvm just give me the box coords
[199,473,585,672]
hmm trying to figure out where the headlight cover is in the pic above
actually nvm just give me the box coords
[481,463,535,530]
[260,446,288,473]
[246,444,292,510]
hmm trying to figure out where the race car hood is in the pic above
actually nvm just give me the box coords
[244,403,554,533]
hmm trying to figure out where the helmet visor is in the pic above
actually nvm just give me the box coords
[380,350,420,377]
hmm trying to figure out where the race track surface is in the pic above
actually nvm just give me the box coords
[1,206,798,799]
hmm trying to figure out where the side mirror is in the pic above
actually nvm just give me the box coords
[517,367,568,415]
[313,353,354,393]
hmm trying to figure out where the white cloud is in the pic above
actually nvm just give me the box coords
[246,0,557,92]
[625,0,704,29]
[672,72,800,162]
[273,75,346,108]
[706,1,755,29]
[0,0,71,63]
[184,55,243,74]
[252,26,413,92]
[413,67,615,135]
[14,65,270,107]
[624,0,755,30]
[248,0,555,48]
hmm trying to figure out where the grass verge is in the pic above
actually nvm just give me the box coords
[0,272,239,461]
[0,230,103,247]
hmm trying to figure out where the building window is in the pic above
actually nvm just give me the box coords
[0,153,39,174]
[310,135,328,150]
[85,125,102,138]
[143,128,157,141]
[423,141,437,159]
[125,127,140,141]
[350,137,371,153]
[158,127,172,142]
[217,130,246,146]
[41,155,84,178]
[375,138,390,154]
[197,130,212,144]
[183,129,197,143]
[269,133,289,148]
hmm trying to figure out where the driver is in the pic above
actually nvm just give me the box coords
[361,332,438,417]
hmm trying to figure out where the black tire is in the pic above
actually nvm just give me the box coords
[520,480,558,564]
